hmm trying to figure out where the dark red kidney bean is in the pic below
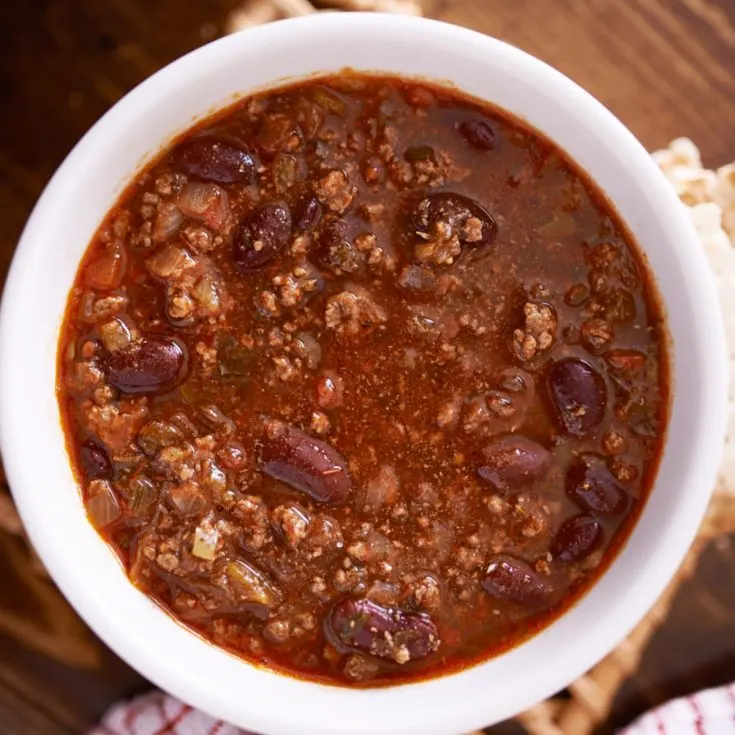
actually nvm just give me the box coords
[566,454,629,516]
[413,192,497,247]
[294,196,322,233]
[233,203,292,273]
[174,138,256,184]
[457,119,497,150]
[313,218,360,273]
[102,337,187,395]
[261,422,351,503]
[477,435,549,488]
[79,441,112,480]
[551,514,603,563]
[481,555,552,608]
[547,358,607,437]
[327,598,439,663]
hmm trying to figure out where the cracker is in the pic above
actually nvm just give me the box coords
[653,139,735,493]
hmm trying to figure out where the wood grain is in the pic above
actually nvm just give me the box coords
[437,0,735,167]
[0,1,734,734]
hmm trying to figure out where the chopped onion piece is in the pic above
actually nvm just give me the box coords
[178,182,231,232]
[169,482,206,516]
[224,559,282,608]
[153,201,184,242]
[363,464,399,512]
[192,520,219,560]
[198,404,236,434]
[83,242,126,291]
[86,480,121,529]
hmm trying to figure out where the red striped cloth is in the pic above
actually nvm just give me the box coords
[621,684,735,735]
[88,691,252,735]
[91,684,735,734]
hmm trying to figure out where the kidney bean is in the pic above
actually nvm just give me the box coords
[327,598,439,663]
[477,435,550,488]
[457,119,497,150]
[551,514,603,563]
[313,218,360,273]
[566,454,629,516]
[233,203,292,273]
[79,441,112,480]
[175,138,256,184]
[481,555,552,608]
[294,195,323,233]
[413,192,497,247]
[261,422,351,503]
[102,337,187,395]
[547,357,607,437]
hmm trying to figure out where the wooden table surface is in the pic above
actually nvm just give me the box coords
[2,1,735,733]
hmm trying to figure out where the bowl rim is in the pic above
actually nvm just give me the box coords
[0,12,728,735]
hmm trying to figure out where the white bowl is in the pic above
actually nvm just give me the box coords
[0,12,728,735]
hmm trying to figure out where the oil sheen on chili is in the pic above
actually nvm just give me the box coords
[58,73,669,686]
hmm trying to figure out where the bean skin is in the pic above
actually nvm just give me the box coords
[294,195,323,233]
[477,435,550,488]
[175,138,256,184]
[481,555,552,608]
[547,357,607,437]
[327,598,439,663]
[261,422,351,503]
[457,119,497,150]
[79,442,112,480]
[233,203,292,273]
[566,454,629,516]
[102,337,187,395]
[551,514,603,563]
[313,218,360,273]
[413,192,497,247]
